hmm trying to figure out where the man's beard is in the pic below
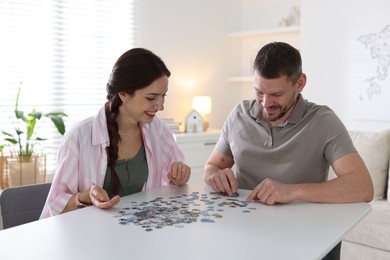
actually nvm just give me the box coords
[262,96,297,122]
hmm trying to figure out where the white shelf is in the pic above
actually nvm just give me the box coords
[227,76,253,82]
[228,25,300,83]
[228,26,300,38]
[173,128,221,143]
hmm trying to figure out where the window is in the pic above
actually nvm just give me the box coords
[0,0,136,176]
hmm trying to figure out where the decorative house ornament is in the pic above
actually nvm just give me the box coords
[185,110,204,133]
[192,96,212,131]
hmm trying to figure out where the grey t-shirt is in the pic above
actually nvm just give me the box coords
[216,95,356,190]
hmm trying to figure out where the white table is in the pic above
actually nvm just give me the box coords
[0,184,371,260]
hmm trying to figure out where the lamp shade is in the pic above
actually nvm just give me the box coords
[192,96,212,115]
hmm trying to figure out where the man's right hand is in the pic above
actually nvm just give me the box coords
[208,168,238,196]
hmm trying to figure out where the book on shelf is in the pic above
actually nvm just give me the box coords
[161,118,182,134]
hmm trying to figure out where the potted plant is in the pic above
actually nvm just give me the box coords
[0,83,67,186]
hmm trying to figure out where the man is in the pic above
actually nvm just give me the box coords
[204,42,373,259]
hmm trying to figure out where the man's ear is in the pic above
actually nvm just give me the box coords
[296,73,307,93]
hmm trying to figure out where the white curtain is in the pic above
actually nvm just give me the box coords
[0,0,136,176]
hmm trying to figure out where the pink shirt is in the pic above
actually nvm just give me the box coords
[40,105,184,218]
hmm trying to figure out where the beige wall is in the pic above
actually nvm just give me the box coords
[138,0,390,132]
[301,0,390,131]
[137,0,301,131]
[137,0,241,131]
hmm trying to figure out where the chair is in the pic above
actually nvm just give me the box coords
[0,182,51,229]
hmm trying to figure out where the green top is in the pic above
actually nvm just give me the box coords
[103,145,148,198]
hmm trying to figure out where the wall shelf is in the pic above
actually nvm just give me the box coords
[228,25,300,84]
[228,26,300,38]
[227,76,253,82]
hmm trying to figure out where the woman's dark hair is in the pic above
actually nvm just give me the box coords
[105,48,170,195]
[254,42,302,84]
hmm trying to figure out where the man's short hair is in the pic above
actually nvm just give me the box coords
[254,42,302,84]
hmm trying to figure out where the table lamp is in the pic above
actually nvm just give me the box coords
[192,96,212,131]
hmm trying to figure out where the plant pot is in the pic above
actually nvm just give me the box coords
[0,153,8,189]
[7,155,46,187]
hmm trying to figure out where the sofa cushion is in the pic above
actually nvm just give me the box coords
[388,157,390,200]
[349,130,390,200]
[388,159,390,200]
[328,130,390,199]
[343,200,390,252]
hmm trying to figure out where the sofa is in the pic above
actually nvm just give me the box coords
[328,130,390,259]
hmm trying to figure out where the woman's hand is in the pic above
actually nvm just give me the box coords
[89,184,120,209]
[167,162,191,186]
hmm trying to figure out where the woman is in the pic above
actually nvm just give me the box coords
[41,48,191,218]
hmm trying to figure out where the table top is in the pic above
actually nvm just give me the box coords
[0,184,371,260]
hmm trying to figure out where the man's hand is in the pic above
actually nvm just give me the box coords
[167,162,191,186]
[208,168,238,196]
[90,184,120,209]
[246,178,297,205]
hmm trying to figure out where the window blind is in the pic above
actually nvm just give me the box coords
[0,0,136,177]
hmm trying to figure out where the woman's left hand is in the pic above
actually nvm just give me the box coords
[167,162,191,186]
[90,184,120,209]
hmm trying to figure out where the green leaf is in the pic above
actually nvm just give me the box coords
[14,84,27,121]
[4,138,18,145]
[29,110,43,120]
[14,83,21,112]
[45,112,68,117]
[26,114,37,139]
[1,131,14,137]
[15,110,26,121]
[15,129,23,136]
[48,116,66,135]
